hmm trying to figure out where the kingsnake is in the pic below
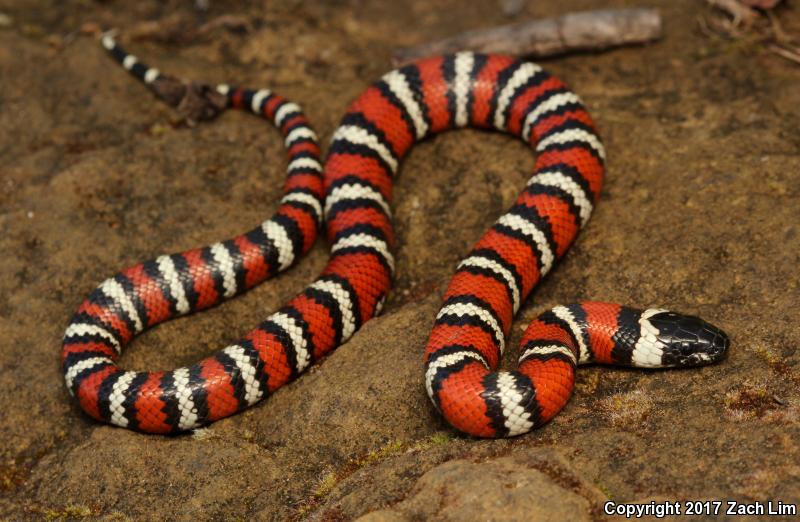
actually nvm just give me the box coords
[61,35,729,437]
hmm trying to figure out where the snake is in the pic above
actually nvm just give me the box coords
[61,35,730,437]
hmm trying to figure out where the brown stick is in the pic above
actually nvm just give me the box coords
[768,44,800,65]
[392,8,662,66]
[706,0,759,26]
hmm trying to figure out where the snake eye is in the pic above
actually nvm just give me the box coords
[647,312,730,367]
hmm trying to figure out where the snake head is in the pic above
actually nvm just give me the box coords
[647,311,730,367]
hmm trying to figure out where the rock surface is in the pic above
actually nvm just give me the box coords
[1,0,799,520]
[356,449,607,522]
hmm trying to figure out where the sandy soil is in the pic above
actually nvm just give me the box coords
[1,0,799,520]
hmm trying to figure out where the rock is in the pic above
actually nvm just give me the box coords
[356,449,606,521]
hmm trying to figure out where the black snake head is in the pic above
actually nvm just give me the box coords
[648,311,730,367]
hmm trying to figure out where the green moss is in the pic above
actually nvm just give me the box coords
[43,504,94,520]
[313,470,339,499]
[752,345,781,366]
[410,432,453,451]
[427,432,452,446]
[364,440,405,463]
[291,435,455,519]
[595,480,614,500]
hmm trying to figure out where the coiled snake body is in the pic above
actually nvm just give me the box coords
[61,37,729,437]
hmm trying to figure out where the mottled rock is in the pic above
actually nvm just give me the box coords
[356,449,606,521]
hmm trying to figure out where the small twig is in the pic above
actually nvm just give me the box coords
[706,0,759,26]
[696,14,738,40]
[766,9,794,45]
[702,0,799,66]
[697,14,718,38]
[393,8,662,66]
[197,14,252,36]
[128,12,251,44]
[768,43,800,64]
[701,11,749,39]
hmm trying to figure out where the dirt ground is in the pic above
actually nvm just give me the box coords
[1,0,799,520]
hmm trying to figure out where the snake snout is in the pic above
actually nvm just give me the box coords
[649,312,730,367]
